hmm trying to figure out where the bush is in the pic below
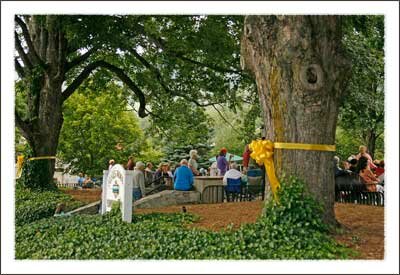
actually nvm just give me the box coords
[15,186,84,226]
[15,176,355,259]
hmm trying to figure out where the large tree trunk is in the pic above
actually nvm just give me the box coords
[241,16,350,224]
[15,16,66,189]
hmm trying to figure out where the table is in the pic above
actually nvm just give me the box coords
[193,176,224,203]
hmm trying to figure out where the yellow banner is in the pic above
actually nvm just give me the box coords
[249,140,335,202]
[274,142,336,152]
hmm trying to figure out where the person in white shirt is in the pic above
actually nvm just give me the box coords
[223,162,243,185]
[209,161,218,176]
[132,162,146,200]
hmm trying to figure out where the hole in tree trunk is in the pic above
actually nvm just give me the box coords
[300,64,324,91]
[306,67,318,84]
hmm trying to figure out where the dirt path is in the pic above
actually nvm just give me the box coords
[62,189,102,204]
[63,189,384,259]
[333,203,384,259]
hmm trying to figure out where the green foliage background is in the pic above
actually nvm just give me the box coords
[338,15,384,159]
[58,83,162,175]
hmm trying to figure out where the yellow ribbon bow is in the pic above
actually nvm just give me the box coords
[249,139,336,202]
[16,155,25,179]
[249,139,281,202]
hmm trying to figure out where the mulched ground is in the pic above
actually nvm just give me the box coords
[62,189,384,259]
[62,188,102,204]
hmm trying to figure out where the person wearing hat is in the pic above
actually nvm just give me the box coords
[132,161,146,200]
[217,148,229,176]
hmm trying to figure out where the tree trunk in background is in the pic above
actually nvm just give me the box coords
[365,130,377,159]
[241,16,350,224]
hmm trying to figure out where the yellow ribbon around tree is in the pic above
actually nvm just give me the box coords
[249,140,336,202]
[15,155,57,179]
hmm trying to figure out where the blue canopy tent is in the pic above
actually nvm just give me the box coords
[208,152,243,162]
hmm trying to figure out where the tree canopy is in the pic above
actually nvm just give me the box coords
[338,15,384,158]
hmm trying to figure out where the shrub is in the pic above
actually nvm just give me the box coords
[15,186,84,226]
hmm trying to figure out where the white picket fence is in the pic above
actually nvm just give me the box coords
[56,182,79,189]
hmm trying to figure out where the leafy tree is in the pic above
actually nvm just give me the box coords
[14,15,251,188]
[146,98,214,149]
[339,16,384,159]
[57,83,156,176]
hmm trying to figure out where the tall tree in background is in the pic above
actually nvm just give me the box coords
[241,16,350,224]
[339,16,384,159]
[58,83,158,176]
[14,15,250,189]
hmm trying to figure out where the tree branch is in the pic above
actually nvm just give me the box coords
[212,104,241,135]
[15,32,32,69]
[62,60,147,117]
[15,110,32,139]
[65,47,97,72]
[15,15,44,67]
[15,58,25,78]
[129,48,224,107]
[130,24,248,78]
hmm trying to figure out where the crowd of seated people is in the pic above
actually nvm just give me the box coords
[334,145,384,193]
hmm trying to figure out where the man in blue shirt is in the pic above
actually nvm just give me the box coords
[174,159,194,191]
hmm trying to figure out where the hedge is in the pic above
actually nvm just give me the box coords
[15,186,85,226]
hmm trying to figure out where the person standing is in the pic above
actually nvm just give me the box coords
[242,144,251,173]
[188,149,200,176]
[356,145,377,170]
[108,159,115,170]
[209,161,218,176]
[217,148,229,176]
[132,162,146,200]
[144,162,154,186]
[174,159,194,191]
[126,156,135,170]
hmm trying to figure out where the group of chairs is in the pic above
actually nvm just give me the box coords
[201,169,265,203]
[335,172,384,206]
[224,177,265,202]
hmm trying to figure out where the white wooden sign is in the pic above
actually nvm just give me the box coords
[101,164,133,222]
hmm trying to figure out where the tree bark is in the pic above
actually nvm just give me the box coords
[365,129,377,159]
[241,16,350,224]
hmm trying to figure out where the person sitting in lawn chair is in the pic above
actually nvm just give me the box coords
[83,175,94,188]
[223,163,247,201]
